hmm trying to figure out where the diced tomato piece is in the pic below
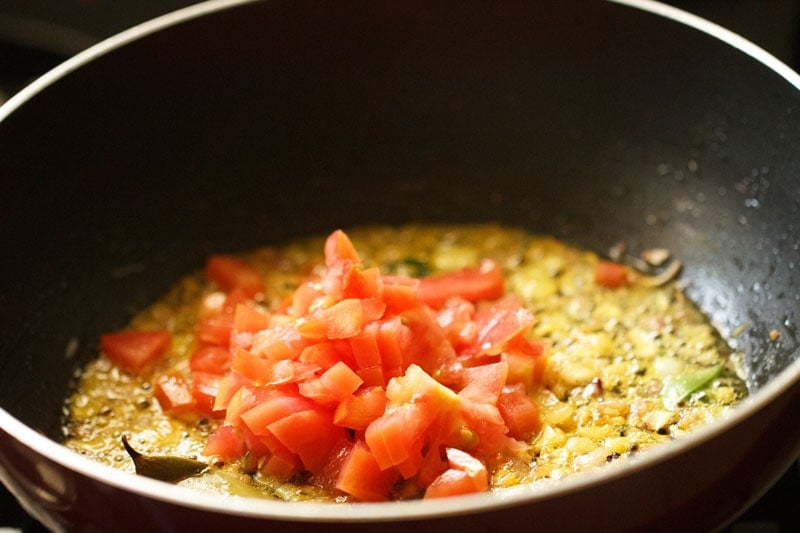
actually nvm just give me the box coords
[231,348,272,383]
[424,469,475,499]
[365,401,437,471]
[223,385,273,426]
[381,275,420,311]
[385,364,461,409]
[417,444,448,488]
[399,308,457,377]
[320,362,363,399]
[298,342,340,371]
[356,366,385,388]
[457,361,509,404]
[205,255,265,297]
[349,322,382,372]
[233,348,319,386]
[324,229,362,268]
[191,371,224,417]
[100,330,171,374]
[445,447,488,488]
[333,386,387,430]
[190,345,232,375]
[204,425,246,461]
[234,303,271,333]
[154,371,196,415]
[497,383,541,440]
[417,259,505,308]
[342,266,382,300]
[376,317,407,380]
[320,298,365,339]
[298,361,363,406]
[261,446,302,480]
[291,281,323,317]
[594,260,630,288]
[504,337,547,390]
[267,409,347,474]
[251,323,309,360]
[336,440,398,502]
[196,316,233,346]
[473,296,535,356]
[238,390,316,436]
[437,297,479,350]
[424,448,488,499]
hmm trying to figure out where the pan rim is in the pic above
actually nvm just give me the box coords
[0,0,799,523]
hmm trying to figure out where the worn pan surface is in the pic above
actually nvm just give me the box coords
[1,0,799,531]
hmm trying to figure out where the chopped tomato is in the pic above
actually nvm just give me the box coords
[319,298,366,339]
[594,260,630,288]
[504,337,547,390]
[233,303,271,333]
[204,424,246,461]
[298,361,363,406]
[424,448,488,499]
[154,371,196,415]
[497,383,541,439]
[417,259,504,308]
[333,386,386,430]
[473,296,535,355]
[205,255,265,297]
[190,345,232,375]
[191,371,224,417]
[380,274,420,311]
[336,440,399,502]
[170,229,551,499]
[100,330,171,374]
[458,361,508,404]
[267,409,347,474]
[324,229,362,267]
[365,401,437,471]
[399,308,458,376]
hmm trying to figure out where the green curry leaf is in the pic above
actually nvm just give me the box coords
[662,363,724,410]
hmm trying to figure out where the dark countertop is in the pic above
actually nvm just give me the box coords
[1,1,799,531]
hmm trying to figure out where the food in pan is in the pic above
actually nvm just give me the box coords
[63,225,747,501]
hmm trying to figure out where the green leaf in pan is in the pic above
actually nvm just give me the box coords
[122,435,208,483]
[662,363,724,411]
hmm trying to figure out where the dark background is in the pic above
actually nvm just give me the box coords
[1,1,798,530]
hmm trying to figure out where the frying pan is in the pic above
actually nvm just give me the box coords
[1,0,799,531]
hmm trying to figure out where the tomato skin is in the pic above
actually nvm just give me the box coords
[233,303,271,333]
[497,383,541,440]
[154,371,196,415]
[205,255,265,297]
[594,260,630,288]
[267,409,347,474]
[324,229,362,268]
[417,259,504,308]
[191,371,225,417]
[100,330,171,374]
[204,424,246,461]
[473,296,535,356]
[458,361,508,404]
[336,440,398,502]
[190,345,232,375]
[333,386,387,430]
[424,448,488,499]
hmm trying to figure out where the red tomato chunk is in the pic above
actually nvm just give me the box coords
[104,229,549,501]
[100,330,171,374]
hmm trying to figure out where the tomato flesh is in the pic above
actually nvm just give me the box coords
[100,330,171,374]
[136,229,549,501]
